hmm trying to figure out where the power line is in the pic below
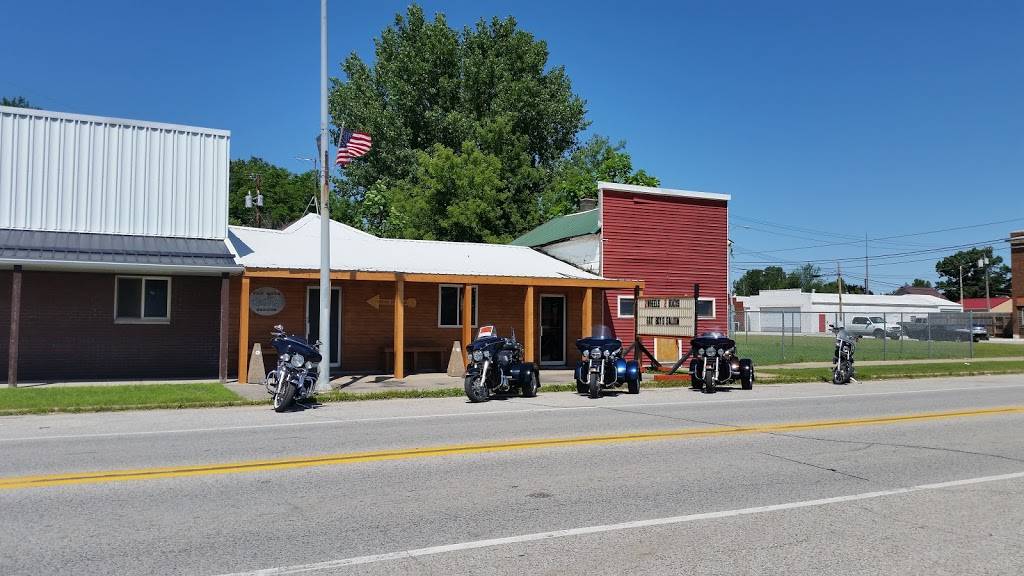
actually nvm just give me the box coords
[733,237,1007,266]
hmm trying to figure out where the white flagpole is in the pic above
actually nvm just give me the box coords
[316,0,332,392]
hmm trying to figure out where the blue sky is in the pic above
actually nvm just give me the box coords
[2,1,1021,290]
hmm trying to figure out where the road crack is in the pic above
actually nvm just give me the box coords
[759,451,871,481]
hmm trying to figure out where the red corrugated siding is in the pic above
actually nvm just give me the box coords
[601,189,729,356]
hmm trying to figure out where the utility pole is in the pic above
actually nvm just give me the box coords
[864,233,869,294]
[958,264,965,306]
[978,256,991,312]
[316,0,332,392]
[837,261,844,326]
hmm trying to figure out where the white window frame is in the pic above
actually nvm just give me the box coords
[114,276,172,324]
[697,297,716,320]
[617,295,635,319]
[438,284,478,328]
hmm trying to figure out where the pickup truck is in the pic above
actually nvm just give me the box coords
[846,316,902,339]
[899,317,985,342]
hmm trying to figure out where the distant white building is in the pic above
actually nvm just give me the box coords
[737,289,962,333]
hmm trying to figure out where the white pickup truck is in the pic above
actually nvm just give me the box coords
[846,316,902,339]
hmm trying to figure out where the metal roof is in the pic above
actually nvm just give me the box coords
[229,214,606,281]
[598,181,731,202]
[0,228,240,272]
[510,209,599,247]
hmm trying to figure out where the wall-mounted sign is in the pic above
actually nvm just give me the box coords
[636,296,696,337]
[250,287,286,316]
[366,294,417,310]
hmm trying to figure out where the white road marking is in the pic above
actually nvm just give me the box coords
[3,382,1024,443]
[215,470,1024,575]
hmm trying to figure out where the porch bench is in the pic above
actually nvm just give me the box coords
[383,345,450,375]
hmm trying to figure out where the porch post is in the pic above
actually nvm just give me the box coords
[218,272,230,383]
[582,287,593,340]
[523,285,535,362]
[462,284,473,366]
[393,277,405,379]
[7,265,22,388]
[238,275,251,384]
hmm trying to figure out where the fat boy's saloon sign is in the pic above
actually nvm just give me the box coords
[636,296,696,337]
[250,287,286,316]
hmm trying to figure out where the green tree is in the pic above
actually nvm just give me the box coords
[1,96,39,109]
[911,278,932,288]
[935,247,1011,300]
[228,157,324,229]
[543,135,660,217]
[328,5,657,240]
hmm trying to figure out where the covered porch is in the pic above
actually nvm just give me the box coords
[234,269,641,382]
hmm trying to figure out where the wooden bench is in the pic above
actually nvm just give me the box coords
[384,345,450,375]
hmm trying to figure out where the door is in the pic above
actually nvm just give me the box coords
[540,295,566,365]
[654,338,681,363]
[306,287,341,368]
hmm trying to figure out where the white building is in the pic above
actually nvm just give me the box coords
[737,289,962,334]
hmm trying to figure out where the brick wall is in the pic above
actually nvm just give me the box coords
[1012,232,1023,338]
[231,278,603,375]
[1,271,223,382]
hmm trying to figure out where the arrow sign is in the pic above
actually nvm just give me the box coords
[367,295,416,310]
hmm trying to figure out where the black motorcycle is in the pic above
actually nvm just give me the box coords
[265,324,323,412]
[688,332,754,393]
[464,328,539,403]
[574,337,641,398]
[830,324,858,385]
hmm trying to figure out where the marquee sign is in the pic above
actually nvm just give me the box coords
[636,296,696,338]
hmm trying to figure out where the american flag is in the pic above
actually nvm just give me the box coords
[335,128,372,167]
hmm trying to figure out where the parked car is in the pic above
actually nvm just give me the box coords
[952,325,989,342]
[847,316,901,339]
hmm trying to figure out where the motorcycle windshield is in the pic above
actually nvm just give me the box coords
[575,337,623,353]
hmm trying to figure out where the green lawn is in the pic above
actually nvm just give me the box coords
[0,383,246,415]
[734,334,1023,365]
[762,360,1024,384]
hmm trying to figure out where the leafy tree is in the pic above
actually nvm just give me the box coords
[911,278,932,288]
[228,157,327,229]
[935,247,1011,300]
[1,96,39,109]
[542,135,660,217]
[328,5,657,241]
[733,263,868,295]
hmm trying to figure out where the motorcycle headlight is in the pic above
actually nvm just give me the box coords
[280,353,290,363]
[603,349,611,358]
[717,348,725,357]
[590,347,602,359]
[706,347,716,357]
[304,361,313,369]
[483,350,492,359]
[472,350,483,362]
[289,354,305,368]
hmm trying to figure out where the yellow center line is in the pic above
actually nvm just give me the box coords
[2,405,1022,491]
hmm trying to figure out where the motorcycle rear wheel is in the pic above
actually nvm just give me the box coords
[521,371,539,398]
[588,373,601,399]
[273,382,295,412]
[464,375,489,403]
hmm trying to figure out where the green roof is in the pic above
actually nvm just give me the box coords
[511,208,599,247]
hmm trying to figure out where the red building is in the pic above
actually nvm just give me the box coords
[513,182,730,364]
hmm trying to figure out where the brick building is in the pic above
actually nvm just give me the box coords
[513,182,730,364]
[1,106,239,384]
[1011,230,1024,338]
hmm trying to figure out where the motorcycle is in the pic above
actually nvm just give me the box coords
[265,324,323,412]
[688,332,754,394]
[574,336,641,398]
[464,326,539,403]
[830,324,859,385]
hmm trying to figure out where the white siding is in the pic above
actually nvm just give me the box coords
[537,234,600,274]
[0,106,230,239]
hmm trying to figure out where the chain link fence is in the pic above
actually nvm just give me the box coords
[734,311,985,365]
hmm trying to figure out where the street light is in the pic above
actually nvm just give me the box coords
[977,256,991,311]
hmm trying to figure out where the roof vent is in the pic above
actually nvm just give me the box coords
[578,198,598,212]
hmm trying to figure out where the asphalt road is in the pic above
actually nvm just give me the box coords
[2,375,1023,575]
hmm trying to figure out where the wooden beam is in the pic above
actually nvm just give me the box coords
[7,265,22,388]
[523,285,535,362]
[393,277,405,379]
[237,275,251,384]
[241,268,642,290]
[218,273,230,383]
[462,284,473,366]
[582,287,593,340]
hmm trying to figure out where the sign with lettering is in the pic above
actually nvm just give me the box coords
[636,296,695,337]
[250,287,285,316]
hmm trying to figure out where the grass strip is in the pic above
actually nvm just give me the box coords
[0,383,246,416]
[761,360,1024,384]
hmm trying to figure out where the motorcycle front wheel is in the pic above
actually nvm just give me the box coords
[464,375,489,403]
[833,362,850,385]
[588,372,601,399]
[273,382,296,412]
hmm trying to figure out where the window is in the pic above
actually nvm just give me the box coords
[696,297,716,319]
[115,276,171,322]
[438,285,477,327]
[852,317,868,325]
[617,295,635,318]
